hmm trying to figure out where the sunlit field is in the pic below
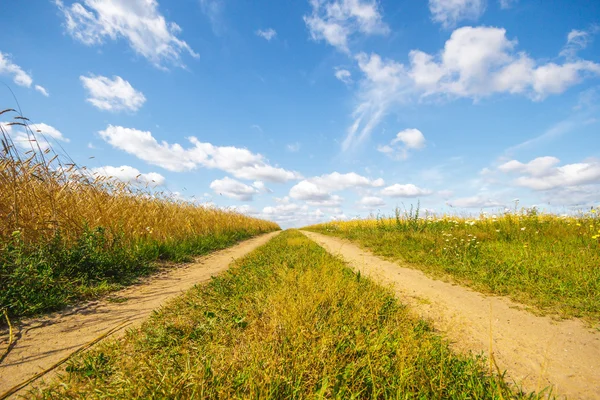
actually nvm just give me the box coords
[0,110,279,318]
[39,231,539,399]
[306,205,600,322]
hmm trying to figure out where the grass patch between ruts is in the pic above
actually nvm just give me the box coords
[38,230,542,399]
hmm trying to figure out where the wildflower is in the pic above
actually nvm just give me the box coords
[520,227,526,231]
[495,229,500,232]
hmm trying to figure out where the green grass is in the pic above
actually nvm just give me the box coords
[306,207,600,322]
[37,230,543,399]
[1,227,269,319]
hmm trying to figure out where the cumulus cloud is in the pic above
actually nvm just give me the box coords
[55,0,198,68]
[99,125,301,182]
[334,68,353,84]
[499,156,600,190]
[91,165,165,185]
[342,26,600,149]
[381,183,432,197]
[357,195,385,208]
[0,51,48,95]
[257,199,344,227]
[429,0,485,29]
[80,75,146,112]
[409,26,600,100]
[377,128,426,160]
[1,121,69,151]
[210,177,260,200]
[256,28,277,41]
[290,172,383,207]
[446,195,504,208]
[303,0,389,53]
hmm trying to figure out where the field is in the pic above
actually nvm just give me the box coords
[0,114,278,319]
[306,206,600,322]
[38,230,532,399]
[1,114,592,399]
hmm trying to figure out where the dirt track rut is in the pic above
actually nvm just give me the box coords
[302,230,600,400]
[0,231,279,398]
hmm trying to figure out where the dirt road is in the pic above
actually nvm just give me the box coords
[0,231,279,398]
[302,230,600,400]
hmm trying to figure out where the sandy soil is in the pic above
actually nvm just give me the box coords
[0,231,279,399]
[302,230,600,400]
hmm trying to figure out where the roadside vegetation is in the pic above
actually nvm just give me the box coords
[0,109,278,319]
[306,205,600,322]
[39,230,541,399]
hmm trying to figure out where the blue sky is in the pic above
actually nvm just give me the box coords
[1,0,599,227]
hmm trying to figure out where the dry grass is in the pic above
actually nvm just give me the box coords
[0,109,278,318]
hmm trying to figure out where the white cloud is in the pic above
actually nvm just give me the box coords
[35,85,49,97]
[560,27,598,60]
[290,180,332,201]
[429,0,485,29]
[499,156,600,190]
[99,125,301,182]
[357,195,385,208]
[304,0,389,53]
[259,201,340,227]
[409,26,600,100]
[80,75,146,112]
[334,68,353,84]
[210,177,259,201]
[343,26,600,150]
[256,28,277,41]
[252,181,272,193]
[1,122,69,151]
[343,52,411,150]
[307,195,344,207]
[377,128,426,160]
[55,0,198,68]
[303,172,384,192]
[0,51,48,95]
[0,51,32,87]
[498,156,560,176]
[446,195,504,208]
[286,142,301,152]
[91,165,165,185]
[289,172,383,207]
[381,183,432,197]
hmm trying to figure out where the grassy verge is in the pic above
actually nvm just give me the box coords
[38,230,540,399]
[1,228,267,318]
[306,207,600,321]
[1,110,279,319]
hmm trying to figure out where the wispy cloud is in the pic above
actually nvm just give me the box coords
[0,51,48,95]
[55,0,198,69]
